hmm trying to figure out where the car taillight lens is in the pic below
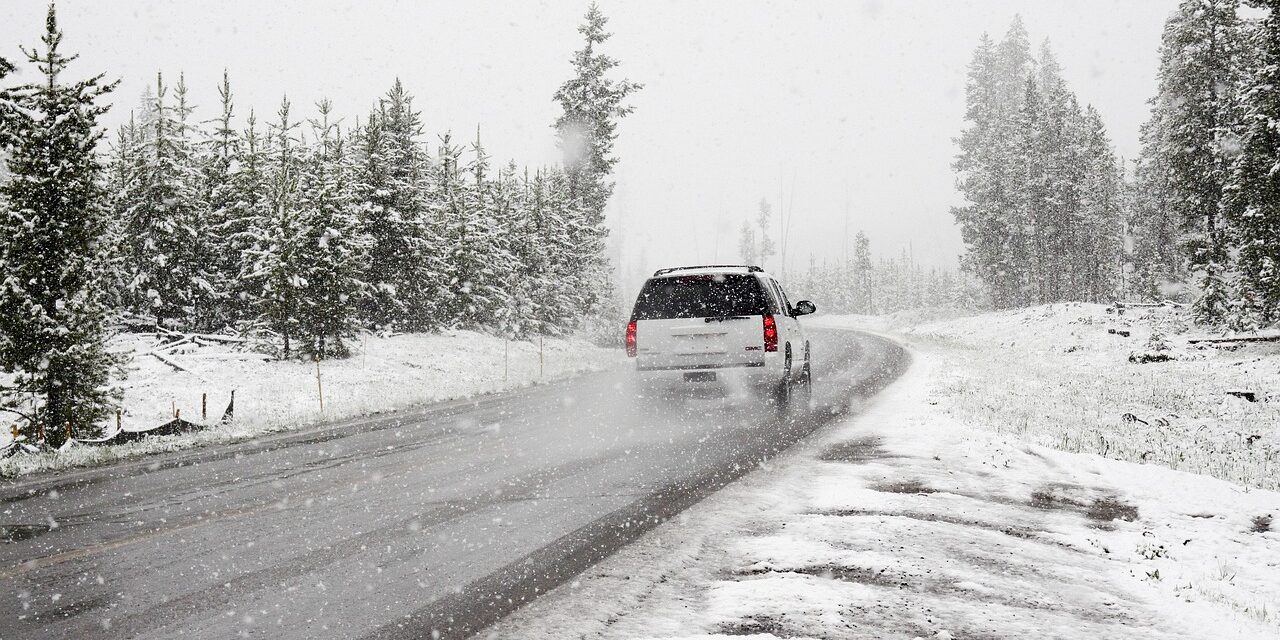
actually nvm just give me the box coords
[763,314,778,352]
[625,320,637,357]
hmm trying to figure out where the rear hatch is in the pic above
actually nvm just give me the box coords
[631,273,767,371]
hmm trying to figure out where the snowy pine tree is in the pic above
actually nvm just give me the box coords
[523,167,578,334]
[853,231,874,313]
[0,54,15,149]
[438,132,514,328]
[1136,0,1248,322]
[738,221,757,265]
[103,113,141,312]
[504,168,554,338]
[1225,0,1280,324]
[352,81,444,331]
[543,166,594,333]
[219,109,271,323]
[245,97,305,356]
[553,3,641,321]
[756,199,776,269]
[0,6,120,444]
[1079,106,1124,302]
[294,100,369,358]
[202,70,245,326]
[486,160,524,336]
[953,18,1124,308]
[119,72,217,329]
[952,28,1027,307]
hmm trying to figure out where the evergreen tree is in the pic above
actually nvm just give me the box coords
[1079,106,1124,302]
[853,231,873,313]
[953,18,1124,308]
[352,80,444,331]
[952,27,1028,307]
[738,220,757,265]
[1012,76,1047,305]
[223,110,270,320]
[553,2,641,317]
[1226,0,1280,323]
[1139,0,1247,322]
[119,72,216,329]
[104,114,141,311]
[1129,125,1186,299]
[523,167,579,334]
[245,97,305,356]
[487,160,525,336]
[756,199,776,269]
[0,5,119,444]
[442,130,513,328]
[202,70,244,325]
[544,166,595,333]
[294,100,369,358]
[0,55,16,149]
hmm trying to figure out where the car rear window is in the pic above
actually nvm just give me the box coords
[631,274,770,320]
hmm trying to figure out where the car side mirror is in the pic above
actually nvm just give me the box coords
[792,300,816,316]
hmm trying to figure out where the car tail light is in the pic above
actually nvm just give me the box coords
[763,314,778,352]
[625,320,637,357]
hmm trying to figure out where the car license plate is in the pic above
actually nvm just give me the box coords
[684,371,716,383]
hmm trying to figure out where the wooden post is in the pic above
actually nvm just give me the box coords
[315,358,324,413]
[64,421,71,442]
[171,400,176,418]
[504,337,509,383]
[37,422,44,443]
[116,410,122,433]
[202,393,207,421]
[221,390,236,423]
[175,408,180,420]
[539,335,544,379]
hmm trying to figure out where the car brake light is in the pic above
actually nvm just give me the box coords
[763,314,778,352]
[626,320,637,357]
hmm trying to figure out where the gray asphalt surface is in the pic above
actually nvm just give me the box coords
[0,328,907,639]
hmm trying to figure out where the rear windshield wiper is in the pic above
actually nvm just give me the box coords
[705,315,751,323]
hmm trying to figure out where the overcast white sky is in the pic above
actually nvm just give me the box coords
[1,0,1179,295]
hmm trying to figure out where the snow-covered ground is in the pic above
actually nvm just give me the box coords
[488,311,1280,639]
[828,303,1280,493]
[0,330,620,478]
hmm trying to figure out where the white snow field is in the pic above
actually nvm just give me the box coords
[852,302,1280,493]
[0,330,619,478]
[487,312,1280,639]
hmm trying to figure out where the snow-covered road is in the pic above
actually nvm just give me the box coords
[0,328,907,639]
[489,340,1280,640]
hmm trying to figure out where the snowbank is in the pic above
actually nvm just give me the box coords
[487,346,1280,639]
[0,330,620,478]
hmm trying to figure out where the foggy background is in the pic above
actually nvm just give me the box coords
[0,0,1178,298]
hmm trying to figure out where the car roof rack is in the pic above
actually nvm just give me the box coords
[652,264,764,277]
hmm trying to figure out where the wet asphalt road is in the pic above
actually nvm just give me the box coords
[0,328,907,639]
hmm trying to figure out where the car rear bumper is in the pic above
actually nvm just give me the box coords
[632,354,783,394]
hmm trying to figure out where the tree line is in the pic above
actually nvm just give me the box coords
[106,74,610,355]
[1130,0,1280,327]
[953,4,1280,330]
[790,231,979,316]
[951,16,1124,310]
[0,3,638,443]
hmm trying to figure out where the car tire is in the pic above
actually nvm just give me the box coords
[797,343,813,411]
[774,346,793,411]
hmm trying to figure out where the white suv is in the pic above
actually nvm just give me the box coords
[625,265,816,407]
